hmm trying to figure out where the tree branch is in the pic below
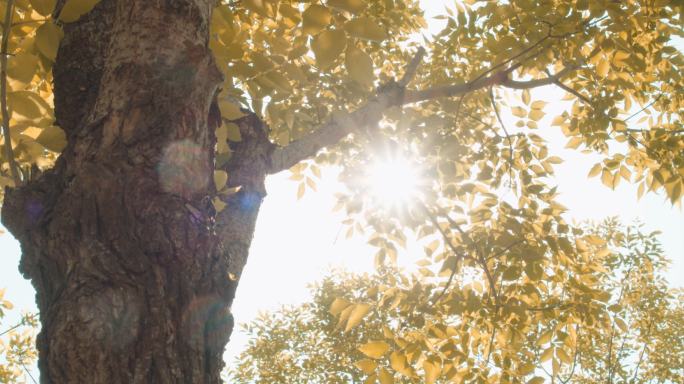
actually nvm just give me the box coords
[267,52,580,174]
[405,63,577,103]
[397,47,425,87]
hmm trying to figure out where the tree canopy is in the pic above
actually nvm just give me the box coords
[227,220,684,383]
[0,0,683,382]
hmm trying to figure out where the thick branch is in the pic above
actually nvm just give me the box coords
[397,47,425,87]
[268,59,579,174]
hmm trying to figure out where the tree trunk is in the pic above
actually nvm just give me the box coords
[1,0,271,382]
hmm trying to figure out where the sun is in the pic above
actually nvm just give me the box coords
[369,160,419,203]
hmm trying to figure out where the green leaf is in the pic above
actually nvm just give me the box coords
[345,44,374,86]
[302,4,331,35]
[343,18,388,42]
[312,29,347,70]
[358,341,389,359]
[58,0,101,22]
[34,126,67,152]
[35,23,63,61]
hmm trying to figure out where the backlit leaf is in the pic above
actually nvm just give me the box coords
[358,341,389,359]
[302,4,331,35]
[29,0,55,16]
[35,23,63,61]
[354,359,379,375]
[343,18,388,42]
[511,106,527,118]
[346,303,372,331]
[327,0,367,14]
[345,44,374,86]
[34,126,66,152]
[220,102,247,121]
[312,29,347,70]
[378,367,394,384]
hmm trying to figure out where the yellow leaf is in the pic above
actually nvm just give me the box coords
[346,303,372,331]
[364,374,377,384]
[382,325,394,339]
[378,368,394,384]
[613,50,630,67]
[220,102,246,121]
[565,137,584,149]
[220,186,242,195]
[302,4,331,35]
[6,52,38,92]
[212,197,227,212]
[327,0,368,14]
[522,89,530,105]
[601,170,614,189]
[35,23,63,61]
[358,341,389,359]
[312,29,347,70]
[214,170,228,191]
[283,63,308,84]
[59,0,101,22]
[519,363,535,375]
[343,18,388,42]
[390,352,412,376]
[584,235,606,246]
[225,122,242,142]
[530,101,549,110]
[595,249,612,259]
[588,163,602,178]
[330,297,352,315]
[596,59,610,77]
[545,156,563,164]
[615,317,629,333]
[242,0,272,18]
[528,110,545,121]
[556,348,572,364]
[2,301,13,310]
[35,126,66,152]
[297,181,305,201]
[511,106,527,118]
[30,0,55,16]
[528,377,546,384]
[423,360,440,384]
[536,330,553,345]
[345,44,374,86]
[0,288,5,301]
[354,360,379,375]
[539,347,553,363]
[551,115,566,126]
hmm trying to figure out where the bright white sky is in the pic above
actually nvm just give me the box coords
[0,0,682,379]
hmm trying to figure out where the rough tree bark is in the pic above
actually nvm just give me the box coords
[0,0,577,381]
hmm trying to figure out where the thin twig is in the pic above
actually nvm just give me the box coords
[559,325,581,384]
[625,94,663,121]
[485,240,526,261]
[1,0,21,186]
[553,79,592,104]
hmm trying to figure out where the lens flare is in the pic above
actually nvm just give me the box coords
[369,160,418,203]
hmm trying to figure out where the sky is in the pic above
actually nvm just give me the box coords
[0,0,683,380]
